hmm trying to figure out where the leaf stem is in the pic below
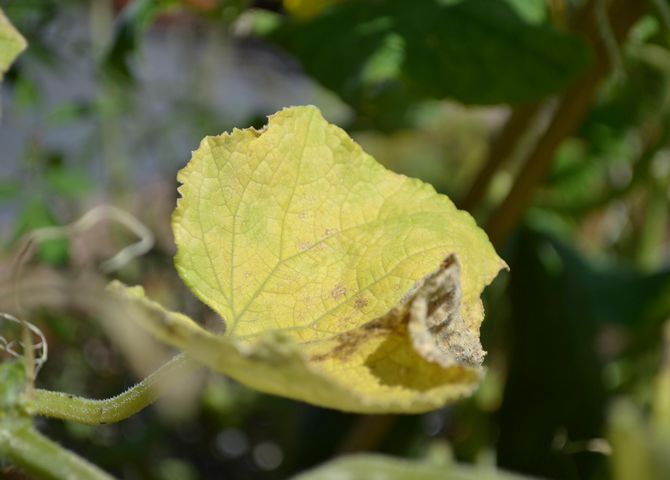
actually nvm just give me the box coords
[0,419,116,480]
[28,353,196,425]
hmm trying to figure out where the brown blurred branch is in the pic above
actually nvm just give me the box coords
[486,0,649,248]
[459,102,541,212]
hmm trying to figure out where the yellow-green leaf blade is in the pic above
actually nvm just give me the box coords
[170,105,505,412]
[174,106,502,341]
[0,9,26,80]
[111,283,479,413]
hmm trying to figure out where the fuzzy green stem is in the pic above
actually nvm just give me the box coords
[29,354,195,425]
[0,418,115,480]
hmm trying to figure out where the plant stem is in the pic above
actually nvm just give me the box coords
[486,0,648,247]
[29,353,196,425]
[459,102,541,212]
[0,418,115,480]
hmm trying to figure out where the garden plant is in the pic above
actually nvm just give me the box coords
[2,1,670,479]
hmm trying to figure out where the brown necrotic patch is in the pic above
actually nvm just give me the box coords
[309,315,402,363]
[363,333,480,391]
[330,283,347,300]
[309,254,484,370]
[353,296,368,310]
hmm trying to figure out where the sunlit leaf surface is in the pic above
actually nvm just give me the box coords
[119,105,504,412]
[0,8,26,80]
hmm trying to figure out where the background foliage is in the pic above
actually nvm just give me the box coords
[2,0,670,479]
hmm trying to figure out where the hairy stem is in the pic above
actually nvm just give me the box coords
[0,419,115,480]
[29,353,196,425]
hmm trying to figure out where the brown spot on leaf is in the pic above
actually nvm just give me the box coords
[331,283,347,300]
[353,296,368,310]
[311,254,484,370]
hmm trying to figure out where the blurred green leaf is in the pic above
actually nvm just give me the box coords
[156,458,198,480]
[0,361,26,414]
[45,168,92,199]
[497,227,670,478]
[13,74,41,108]
[14,200,69,266]
[269,0,590,129]
[102,0,178,81]
[291,454,533,480]
[46,102,95,126]
[0,181,20,201]
[584,52,670,137]
[504,0,548,23]
[653,330,670,440]
[608,400,668,480]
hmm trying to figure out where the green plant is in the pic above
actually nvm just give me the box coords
[4,1,670,478]
[1,14,505,470]
[0,98,505,476]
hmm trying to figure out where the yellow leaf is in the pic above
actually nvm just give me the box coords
[128,105,505,413]
[0,8,26,80]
